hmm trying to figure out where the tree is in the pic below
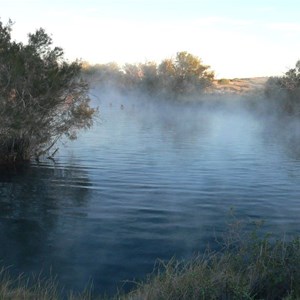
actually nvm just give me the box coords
[139,61,159,94]
[158,51,214,97]
[81,51,215,100]
[0,20,96,164]
[174,51,214,94]
[265,61,300,114]
[83,62,123,89]
[122,63,142,90]
[158,58,176,94]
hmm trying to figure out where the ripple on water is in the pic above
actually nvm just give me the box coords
[1,103,300,294]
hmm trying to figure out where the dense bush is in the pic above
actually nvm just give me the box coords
[265,61,300,114]
[83,51,215,98]
[0,20,96,164]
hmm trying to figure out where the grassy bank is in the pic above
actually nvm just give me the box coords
[126,232,300,299]
[0,268,94,300]
[2,222,300,300]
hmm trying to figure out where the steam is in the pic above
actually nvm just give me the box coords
[87,74,300,165]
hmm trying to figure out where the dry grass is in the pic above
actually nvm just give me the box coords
[123,221,300,300]
[0,267,96,300]
[2,220,300,299]
[211,77,268,95]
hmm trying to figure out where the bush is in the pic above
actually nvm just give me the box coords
[157,51,215,97]
[265,61,300,114]
[217,78,230,85]
[83,52,215,99]
[0,20,96,164]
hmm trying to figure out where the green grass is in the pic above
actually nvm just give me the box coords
[2,220,300,299]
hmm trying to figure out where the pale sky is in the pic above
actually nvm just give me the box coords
[1,0,300,78]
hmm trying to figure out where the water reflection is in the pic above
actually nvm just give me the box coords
[0,162,91,286]
[1,98,300,295]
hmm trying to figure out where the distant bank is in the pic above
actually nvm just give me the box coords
[209,77,268,95]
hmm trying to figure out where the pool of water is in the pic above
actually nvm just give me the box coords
[0,96,300,295]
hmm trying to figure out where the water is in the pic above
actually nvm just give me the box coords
[1,96,300,295]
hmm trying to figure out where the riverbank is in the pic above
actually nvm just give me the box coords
[126,225,300,300]
[208,77,268,95]
[2,222,300,300]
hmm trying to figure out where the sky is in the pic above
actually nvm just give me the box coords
[1,0,300,78]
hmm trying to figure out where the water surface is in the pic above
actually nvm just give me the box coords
[1,97,300,294]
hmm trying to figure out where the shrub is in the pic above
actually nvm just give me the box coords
[0,20,96,164]
[265,61,300,114]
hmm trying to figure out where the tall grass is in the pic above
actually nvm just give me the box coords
[0,267,96,300]
[2,220,300,299]
[124,220,300,300]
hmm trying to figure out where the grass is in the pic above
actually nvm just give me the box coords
[124,220,300,300]
[217,78,231,85]
[0,267,95,300]
[2,220,300,299]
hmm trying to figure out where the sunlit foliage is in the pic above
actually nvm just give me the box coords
[84,51,215,98]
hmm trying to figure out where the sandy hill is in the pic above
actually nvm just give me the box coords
[209,77,268,95]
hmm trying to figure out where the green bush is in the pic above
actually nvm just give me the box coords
[0,20,96,164]
[265,61,300,114]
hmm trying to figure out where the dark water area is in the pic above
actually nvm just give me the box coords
[1,94,300,295]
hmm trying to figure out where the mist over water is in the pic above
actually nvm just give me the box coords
[1,90,300,295]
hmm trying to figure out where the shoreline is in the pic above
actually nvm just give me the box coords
[1,223,300,299]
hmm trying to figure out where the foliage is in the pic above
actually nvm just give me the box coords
[124,221,300,300]
[265,61,300,114]
[0,20,96,164]
[164,51,214,96]
[83,52,215,99]
[82,62,122,88]
[139,61,159,94]
[218,78,231,85]
[2,221,300,299]
[123,63,142,90]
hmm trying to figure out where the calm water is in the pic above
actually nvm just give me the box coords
[1,96,300,295]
